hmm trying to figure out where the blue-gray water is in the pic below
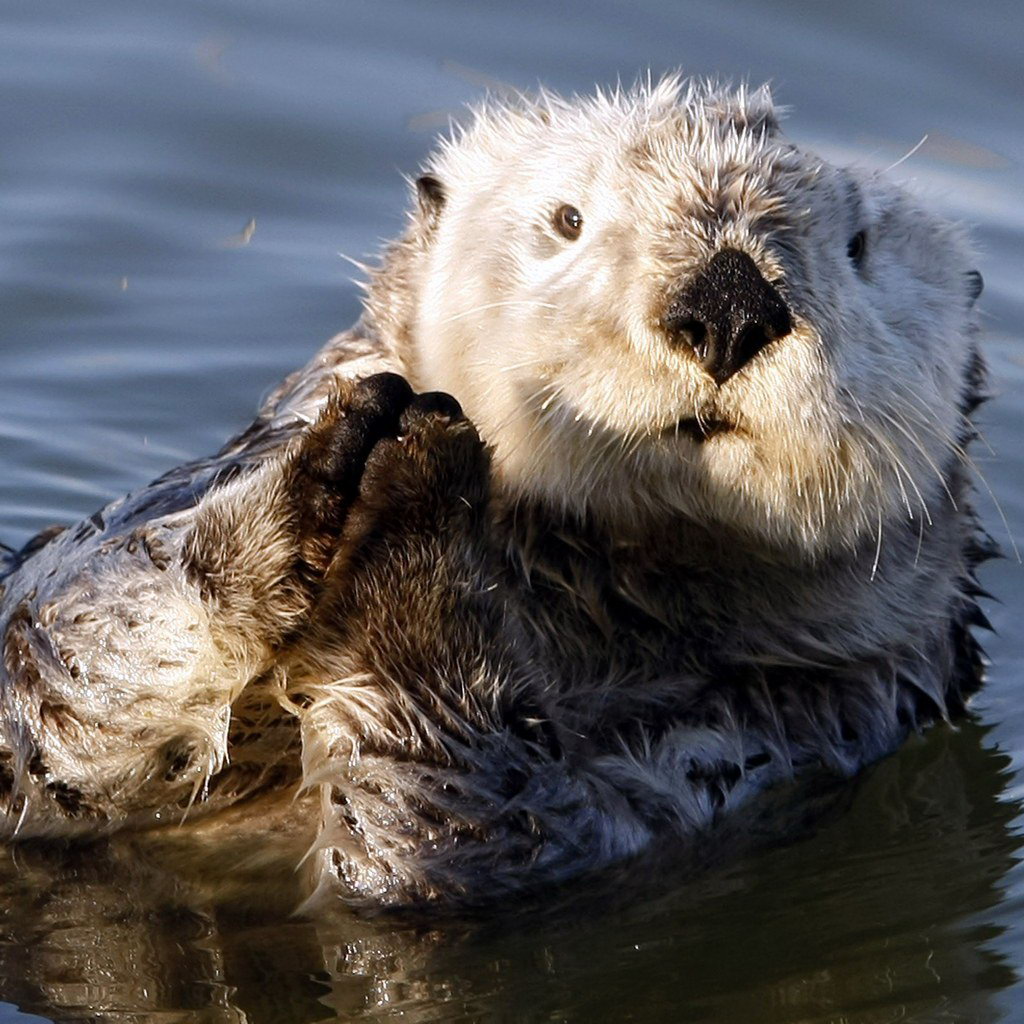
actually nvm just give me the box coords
[2,2,1024,1021]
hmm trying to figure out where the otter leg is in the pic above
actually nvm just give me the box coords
[0,375,416,838]
[285,383,593,909]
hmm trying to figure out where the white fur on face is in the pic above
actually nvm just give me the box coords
[409,77,978,556]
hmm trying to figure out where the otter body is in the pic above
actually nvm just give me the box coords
[0,79,991,909]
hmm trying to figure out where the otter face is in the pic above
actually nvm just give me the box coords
[406,78,981,556]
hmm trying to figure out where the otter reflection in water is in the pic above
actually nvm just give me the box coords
[0,720,1017,1023]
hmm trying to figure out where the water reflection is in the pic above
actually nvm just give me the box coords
[0,719,1017,1023]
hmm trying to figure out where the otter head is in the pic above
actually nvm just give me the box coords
[379,77,983,557]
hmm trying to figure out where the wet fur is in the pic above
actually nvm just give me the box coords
[0,78,992,909]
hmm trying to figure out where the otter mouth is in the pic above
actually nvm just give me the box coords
[665,417,735,442]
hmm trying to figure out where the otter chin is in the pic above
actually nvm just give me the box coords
[0,76,993,910]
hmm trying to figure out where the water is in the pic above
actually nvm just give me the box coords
[1,1,1023,1020]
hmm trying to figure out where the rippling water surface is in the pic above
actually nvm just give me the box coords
[2,2,1023,1021]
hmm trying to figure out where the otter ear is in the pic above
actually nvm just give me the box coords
[966,269,984,306]
[415,174,447,226]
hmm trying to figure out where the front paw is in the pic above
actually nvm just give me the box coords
[324,388,493,648]
[295,374,489,574]
[353,388,490,532]
[291,372,415,573]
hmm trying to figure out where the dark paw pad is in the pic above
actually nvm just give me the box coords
[299,373,414,492]
[295,375,490,578]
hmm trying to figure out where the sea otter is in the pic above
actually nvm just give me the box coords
[0,77,992,910]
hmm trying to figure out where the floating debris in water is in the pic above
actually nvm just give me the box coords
[221,217,257,248]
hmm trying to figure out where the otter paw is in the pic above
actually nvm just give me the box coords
[356,389,490,527]
[297,372,413,492]
[294,376,488,575]
[306,387,495,659]
[292,372,415,572]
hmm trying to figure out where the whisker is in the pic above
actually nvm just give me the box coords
[436,299,558,327]
[871,505,884,581]
[854,381,1018,561]
[882,133,929,174]
[876,409,958,511]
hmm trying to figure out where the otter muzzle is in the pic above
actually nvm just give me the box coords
[662,248,792,386]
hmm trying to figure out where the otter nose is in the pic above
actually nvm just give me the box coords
[662,248,792,386]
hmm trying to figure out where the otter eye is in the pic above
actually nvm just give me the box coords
[553,204,583,241]
[847,230,867,268]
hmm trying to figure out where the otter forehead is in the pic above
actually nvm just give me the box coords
[431,79,819,249]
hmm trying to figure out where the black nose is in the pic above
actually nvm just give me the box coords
[662,249,792,385]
